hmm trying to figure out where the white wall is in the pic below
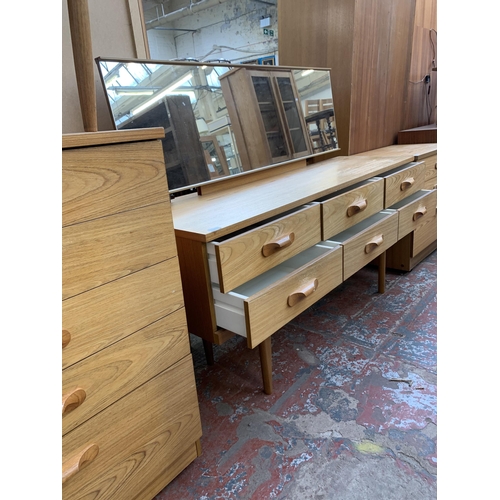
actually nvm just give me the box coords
[144,0,278,63]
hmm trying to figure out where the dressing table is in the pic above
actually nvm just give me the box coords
[96,58,437,395]
[170,142,437,394]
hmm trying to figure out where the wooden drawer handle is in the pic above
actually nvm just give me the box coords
[62,443,99,484]
[262,232,295,257]
[62,388,87,416]
[287,278,318,307]
[62,329,71,349]
[400,177,414,191]
[364,235,384,254]
[346,198,367,217]
[413,206,427,221]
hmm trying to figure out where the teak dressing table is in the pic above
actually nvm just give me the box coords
[170,142,437,394]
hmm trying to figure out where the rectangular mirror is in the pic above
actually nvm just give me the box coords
[96,58,339,193]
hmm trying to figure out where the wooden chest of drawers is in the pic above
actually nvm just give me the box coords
[62,129,202,500]
[353,144,438,271]
[171,146,436,394]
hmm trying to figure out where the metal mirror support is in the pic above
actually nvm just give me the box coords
[96,58,339,193]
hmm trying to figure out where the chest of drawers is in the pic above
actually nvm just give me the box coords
[62,129,202,500]
[352,144,437,270]
[171,145,437,394]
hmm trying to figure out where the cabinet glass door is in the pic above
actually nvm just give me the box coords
[251,76,289,161]
[276,76,309,155]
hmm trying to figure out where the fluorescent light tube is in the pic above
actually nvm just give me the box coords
[131,72,193,116]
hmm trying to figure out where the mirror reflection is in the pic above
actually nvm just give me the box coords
[96,58,339,192]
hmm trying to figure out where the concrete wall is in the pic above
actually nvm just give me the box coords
[144,0,278,63]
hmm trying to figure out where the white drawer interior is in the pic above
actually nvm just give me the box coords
[387,189,433,209]
[326,209,395,243]
[212,240,339,337]
[316,177,382,202]
[382,161,420,176]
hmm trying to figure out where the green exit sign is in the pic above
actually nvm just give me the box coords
[263,28,274,36]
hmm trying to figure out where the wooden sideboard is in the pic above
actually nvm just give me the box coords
[62,128,202,500]
[171,143,437,394]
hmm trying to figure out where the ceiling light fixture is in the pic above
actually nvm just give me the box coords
[112,86,155,96]
[131,72,194,116]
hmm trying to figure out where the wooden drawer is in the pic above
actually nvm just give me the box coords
[212,241,343,348]
[413,210,437,256]
[320,178,384,240]
[62,355,202,500]
[62,309,190,435]
[389,189,437,241]
[62,259,185,369]
[382,161,425,207]
[423,154,437,189]
[62,139,169,227]
[63,202,176,300]
[329,210,398,280]
[207,203,321,293]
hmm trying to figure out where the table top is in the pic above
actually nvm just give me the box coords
[171,144,437,242]
[305,108,335,122]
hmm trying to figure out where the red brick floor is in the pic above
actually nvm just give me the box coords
[155,251,437,499]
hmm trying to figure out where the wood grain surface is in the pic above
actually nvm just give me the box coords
[213,204,322,293]
[62,356,202,500]
[63,202,176,299]
[63,309,190,435]
[62,259,185,369]
[62,138,169,226]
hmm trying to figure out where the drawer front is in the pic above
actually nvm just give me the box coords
[321,178,384,240]
[336,211,398,280]
[423,154,437,189]
[62,259,185,369]
[384,162,425,207]
[63,202,176,300]
[209,203,322,293]
[62,355,202,500]
[245,245,342,347]
[396,190,437,240]
[62,140,169,227]
[62,309,190,435]
[213,243,343,349]
[413,212,437,256]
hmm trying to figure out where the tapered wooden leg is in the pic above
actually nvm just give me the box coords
[378,251,386,293]
[259,336,273,395]
[202,339,214,365]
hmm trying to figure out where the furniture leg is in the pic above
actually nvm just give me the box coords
[259,337,273,395]
[378,251,386,293]
[202,339,215,365]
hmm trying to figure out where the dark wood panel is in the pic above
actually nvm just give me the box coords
[278,0,355,155]
[279,0,416,155]
[349,0,414,154]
